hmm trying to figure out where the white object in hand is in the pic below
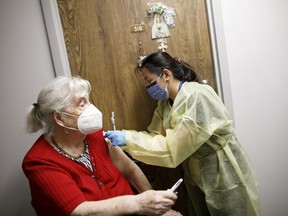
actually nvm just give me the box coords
[169,178,183,192]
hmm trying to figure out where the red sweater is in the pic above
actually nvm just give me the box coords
[22,129,134,216]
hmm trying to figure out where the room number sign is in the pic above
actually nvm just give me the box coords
[130,24,147,33]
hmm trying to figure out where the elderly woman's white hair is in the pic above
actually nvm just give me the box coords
[26,76,91,136]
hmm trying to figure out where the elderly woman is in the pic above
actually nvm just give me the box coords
[22,76,181,216]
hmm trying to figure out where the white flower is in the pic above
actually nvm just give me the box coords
[147,2,176,27]
[147,2,167,15]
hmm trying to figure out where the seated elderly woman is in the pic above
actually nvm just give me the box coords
[22,76,181,216]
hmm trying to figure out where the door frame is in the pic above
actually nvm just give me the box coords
[40,0,234,120]
[41,0,71,77]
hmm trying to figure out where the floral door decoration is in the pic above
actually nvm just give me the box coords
[147,2,176,51]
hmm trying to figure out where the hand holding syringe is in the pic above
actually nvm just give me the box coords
[106,112,125,147]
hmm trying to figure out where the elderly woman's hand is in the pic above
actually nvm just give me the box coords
[135,190,178,215]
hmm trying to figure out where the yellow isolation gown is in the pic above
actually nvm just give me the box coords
[124,82,261,216]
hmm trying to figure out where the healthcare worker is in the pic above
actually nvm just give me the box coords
[105,51,261,216]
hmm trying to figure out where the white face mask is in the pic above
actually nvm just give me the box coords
[61,104,103,135]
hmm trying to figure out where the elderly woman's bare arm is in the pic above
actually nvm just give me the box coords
[70,190,178,216]
[105,138,151,193]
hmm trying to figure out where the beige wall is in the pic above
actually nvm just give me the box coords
[0,0,54,215]
[220,0,288,215]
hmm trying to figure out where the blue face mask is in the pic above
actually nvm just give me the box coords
[146,75,169,101]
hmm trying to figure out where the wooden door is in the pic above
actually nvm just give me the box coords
[57,0,215,214]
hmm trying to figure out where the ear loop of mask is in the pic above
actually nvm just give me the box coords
[161,71,170,99]
[58,112,80,132]
[160,72,169,91]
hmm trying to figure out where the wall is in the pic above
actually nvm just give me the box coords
[220,0,288,215]
[0,0,287,215]
[0,0,54,215]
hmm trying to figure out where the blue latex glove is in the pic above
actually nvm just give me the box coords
[104,130,126,147]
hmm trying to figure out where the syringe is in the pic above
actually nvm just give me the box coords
[111,112,116,131]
